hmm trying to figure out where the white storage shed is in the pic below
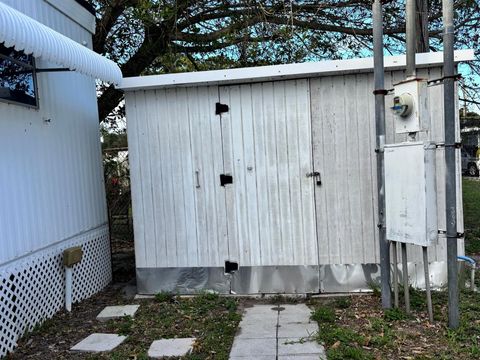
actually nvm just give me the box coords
[121,50,473,295]
[0,0,121,356]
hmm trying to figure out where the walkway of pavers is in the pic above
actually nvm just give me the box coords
[229,304,326,359]
[70,302,325,359]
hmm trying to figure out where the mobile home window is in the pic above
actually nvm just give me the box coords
[0,43,38,107]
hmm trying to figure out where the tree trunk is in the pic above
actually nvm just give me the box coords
[416,0,429,52]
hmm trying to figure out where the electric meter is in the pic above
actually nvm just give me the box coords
[392,78,429,134]
[392,93,414,117]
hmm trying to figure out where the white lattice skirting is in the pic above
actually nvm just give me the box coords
[0,225,111,357]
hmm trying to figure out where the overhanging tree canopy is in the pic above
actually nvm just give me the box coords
[91,0,480,124]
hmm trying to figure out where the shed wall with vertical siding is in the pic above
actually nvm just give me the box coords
[123,53,470,294]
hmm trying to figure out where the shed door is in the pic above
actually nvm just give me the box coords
[219,80,318,268]
[310,75,378,267]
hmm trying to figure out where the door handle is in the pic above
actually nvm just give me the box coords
[306,171,322,186]
[195,170,201,188]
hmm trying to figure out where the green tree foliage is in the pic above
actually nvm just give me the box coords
[90,0,480,125]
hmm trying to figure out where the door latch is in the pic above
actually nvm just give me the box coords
[306,171,322,186]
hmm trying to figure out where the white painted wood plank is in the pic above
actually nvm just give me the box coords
[310,77,330,264]
[356,73,377,264]
[274,81,294,264]
[314,76,341,264]
[263,82,283,265]
[220,86,239,263]
[134,91,156,267]
[175,88,198,266]
[162,88,183,266]
[195,87,216,265]
[285,81,305,264]
[160,89,180,267]
[229,85,251,264]
[295,79,318,265]
[208,86,229,266]
[251,83,273,265]
[151,89,169,265]
[187,87,207,266]
[144,90,162,266]
[333,76,352,264]
[126,93,145,266]
[344,74,364,264]
[240,84,261,265]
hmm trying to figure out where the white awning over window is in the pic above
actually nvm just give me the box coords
[0,2,122,85]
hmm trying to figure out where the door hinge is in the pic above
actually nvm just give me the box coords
[220,174,233,186]
[306,171,322,186]
[215,102,229,115]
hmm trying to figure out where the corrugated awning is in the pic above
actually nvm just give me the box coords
[0,2,122,85]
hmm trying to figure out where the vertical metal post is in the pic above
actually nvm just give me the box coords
[406,0,417,77]
[401,243,410,313]
[443,0,460,329]
[423,247,434,322]
[373,0,392,309]
[392,242,399,308]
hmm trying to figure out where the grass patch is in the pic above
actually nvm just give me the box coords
[311,301,372,360]
[327,344,374,360]
[311,305,335,323]
[334,297,352,309]
[384,307,408,321]
[154,291,175,303]
[463,178,480,255]
[94,295,240,359]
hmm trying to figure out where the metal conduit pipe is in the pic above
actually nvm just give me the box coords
[406,0,417,77]
[443,0,460,329]
[372,0,392,309]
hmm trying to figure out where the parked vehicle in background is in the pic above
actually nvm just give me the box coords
[461,148,480,176]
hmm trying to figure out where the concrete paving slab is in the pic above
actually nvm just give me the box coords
[134,294,154,300]
[243,305,279,317]
[278,355,326,359]
[279,305,312,323]
[277,322,318,338]
[229,338,277,357]
[278,338,325,357]
[96,305,140,322]
[236,320,277,339]
[70,333,127,352]
[148,338,196,358]
[230,356,276,360]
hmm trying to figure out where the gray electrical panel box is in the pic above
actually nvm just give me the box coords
[384,142,437,246]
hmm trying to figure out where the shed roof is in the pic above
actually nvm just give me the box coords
[119,49,474,92]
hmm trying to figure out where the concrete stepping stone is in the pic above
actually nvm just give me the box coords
[278,338,326,358]
[96,304,140,322]
[71,333,127,352]
[148,338,196,358]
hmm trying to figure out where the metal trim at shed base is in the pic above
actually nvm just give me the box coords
[136,262,448,295]
[123,51,472,294]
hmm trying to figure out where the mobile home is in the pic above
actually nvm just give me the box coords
[0,0,121,356]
